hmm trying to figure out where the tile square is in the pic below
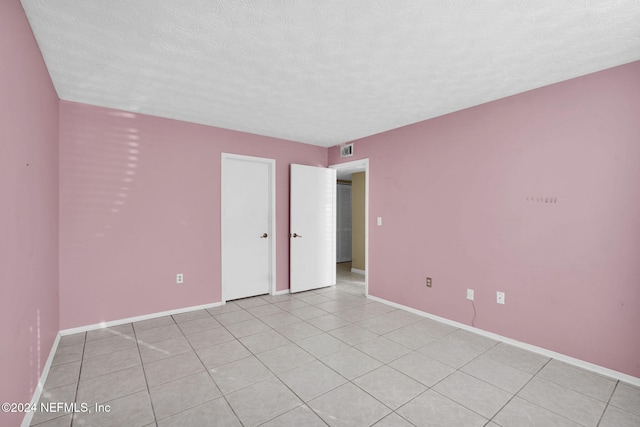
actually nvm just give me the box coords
[260,405,327,427]
[246,303,286,317]
[537,359,616,402]
[185,327,235,350]
[135,324,183,345]
[144,351,205,387]
[73,390,154,427]
[31,413,72,427]
[44,361,81,389]
[149,371,221,420]
[295,293,333,305]
[31,384,77,425]
[157,398,241,427]
[80,347,141,381]
[51,343,84,366]
[389,352,455,386]
[372,413,415,427]
[86,324,134,342]
[333,307,375,322]
[355,336,412,364]
[133,316,175,331]
[517,377,606,426]
[209,355,273,394]
[417,329,497,368]
[433,371,512,418]
[383,323,439,350]
[76,365,147,404]
[359,302,397,316]
[256,343,315,374]
[329,324,377,346]
[225,318,271,338]
[493,396,582,427]
[206,302,242,316]
[233,296,270,309]
[296,333,350,358]
[599,405,640,427]
[83,333,137,359]
[482,342,549,375]
[321,347,382,380]
[214,309,255,326]
[290,306,328,320]
[354,366,427,409]
[176,316,222,335]
[308,383,390,427]
[306,313,352,332]
[226,377,302,427]
[273,299,310,311]
[260,311,303,328]
[278,360,347,402]
[460,354,532,393]
[610,382,640,416]
[138,336,193,364]
[172,309,211,323]
[57,333,86,348]
[196,339,252,369]
[313,301,352,314]
[239,329,291,354]
[275,322,323,342]
[397,390,487,427]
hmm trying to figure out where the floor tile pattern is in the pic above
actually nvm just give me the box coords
[31,264,639,426]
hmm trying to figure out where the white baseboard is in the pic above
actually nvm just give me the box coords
[367,295,640,387]
[21,333,61,427]
[59,301,224,336]
[351,268,365,275]
[273,289,290,296]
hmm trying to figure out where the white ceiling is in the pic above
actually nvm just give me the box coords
[21,1,640,147]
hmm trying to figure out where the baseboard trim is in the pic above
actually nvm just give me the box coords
[59,301,224,336]
[21,333,61,427]
[273,289,290,296]
[351,268,365,275]
[367,295,640,387]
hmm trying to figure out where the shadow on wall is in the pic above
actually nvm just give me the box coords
[60,110,140,250]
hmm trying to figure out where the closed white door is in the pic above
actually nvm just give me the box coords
[221,154,275,301]
[290,164,336,293]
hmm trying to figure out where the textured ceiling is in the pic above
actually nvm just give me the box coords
[21,0,640,147]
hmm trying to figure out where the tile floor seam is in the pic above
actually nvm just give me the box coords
[595,379,620,427]
[132,321,160,425]
[68,332,87,427]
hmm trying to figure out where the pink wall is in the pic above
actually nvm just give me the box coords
[329,61,640,377]
[0,1,60,425]
[59,101,326,329]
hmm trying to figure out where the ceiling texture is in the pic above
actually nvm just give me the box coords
[21,0,640,147]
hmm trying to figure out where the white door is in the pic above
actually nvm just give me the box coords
[290,164,337,293]
[221,154,275,301]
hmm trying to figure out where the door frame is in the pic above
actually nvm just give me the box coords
[221,153,276,302]
[329,158,369,296]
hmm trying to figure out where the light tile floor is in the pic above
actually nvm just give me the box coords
[31,264,639,426]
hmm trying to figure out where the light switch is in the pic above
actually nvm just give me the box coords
[377,217,382,226]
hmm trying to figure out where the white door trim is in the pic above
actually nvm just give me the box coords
[330,158,369,296]
[221,153,276,302]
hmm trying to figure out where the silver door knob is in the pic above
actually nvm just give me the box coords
[260,233,268,238]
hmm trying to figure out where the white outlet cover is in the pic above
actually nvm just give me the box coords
[176,274,184,284]
[467,289,474,301]
[497,291,505,304]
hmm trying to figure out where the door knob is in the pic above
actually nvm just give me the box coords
[291,233,302,238]
[260,233,268,238]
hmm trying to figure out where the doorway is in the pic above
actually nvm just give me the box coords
[221,153,276,301]
[330,159,369,296]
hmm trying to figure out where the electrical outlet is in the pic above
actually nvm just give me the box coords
[467,289,474,301]
[176,273,184,284]
[426,277,432,287]
[497,291,505,304]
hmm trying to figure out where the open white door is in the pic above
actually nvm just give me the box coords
[290,164,337,293]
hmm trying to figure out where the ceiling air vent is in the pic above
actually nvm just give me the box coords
[340,143,354,158]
